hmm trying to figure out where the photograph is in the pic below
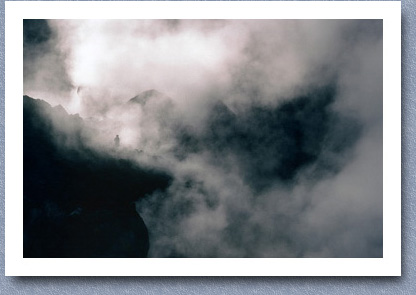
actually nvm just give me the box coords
[22,19,384,259]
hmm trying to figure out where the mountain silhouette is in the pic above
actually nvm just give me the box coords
[23,95,172,257]
[128,89,169,106]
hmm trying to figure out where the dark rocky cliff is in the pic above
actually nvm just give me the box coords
[23,95,171,257]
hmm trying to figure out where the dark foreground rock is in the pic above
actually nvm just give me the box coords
[23,95,171,258]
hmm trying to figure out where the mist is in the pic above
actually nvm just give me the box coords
[24,19,383,257]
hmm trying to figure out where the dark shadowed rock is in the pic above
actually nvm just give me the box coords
[175,85,361,192]
[23,95,172,257]
[128,89,169,106]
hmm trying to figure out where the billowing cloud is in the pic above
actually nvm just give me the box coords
[24,19,383,257]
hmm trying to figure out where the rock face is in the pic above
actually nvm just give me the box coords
[128,89,168,106]
[174,86,362,192]
[23,95,171,257]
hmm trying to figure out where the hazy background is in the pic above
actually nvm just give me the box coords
[24,19,383,257]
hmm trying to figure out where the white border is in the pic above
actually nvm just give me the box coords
[5,1,401,276]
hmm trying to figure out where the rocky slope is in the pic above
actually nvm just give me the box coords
[23,95,171,257]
